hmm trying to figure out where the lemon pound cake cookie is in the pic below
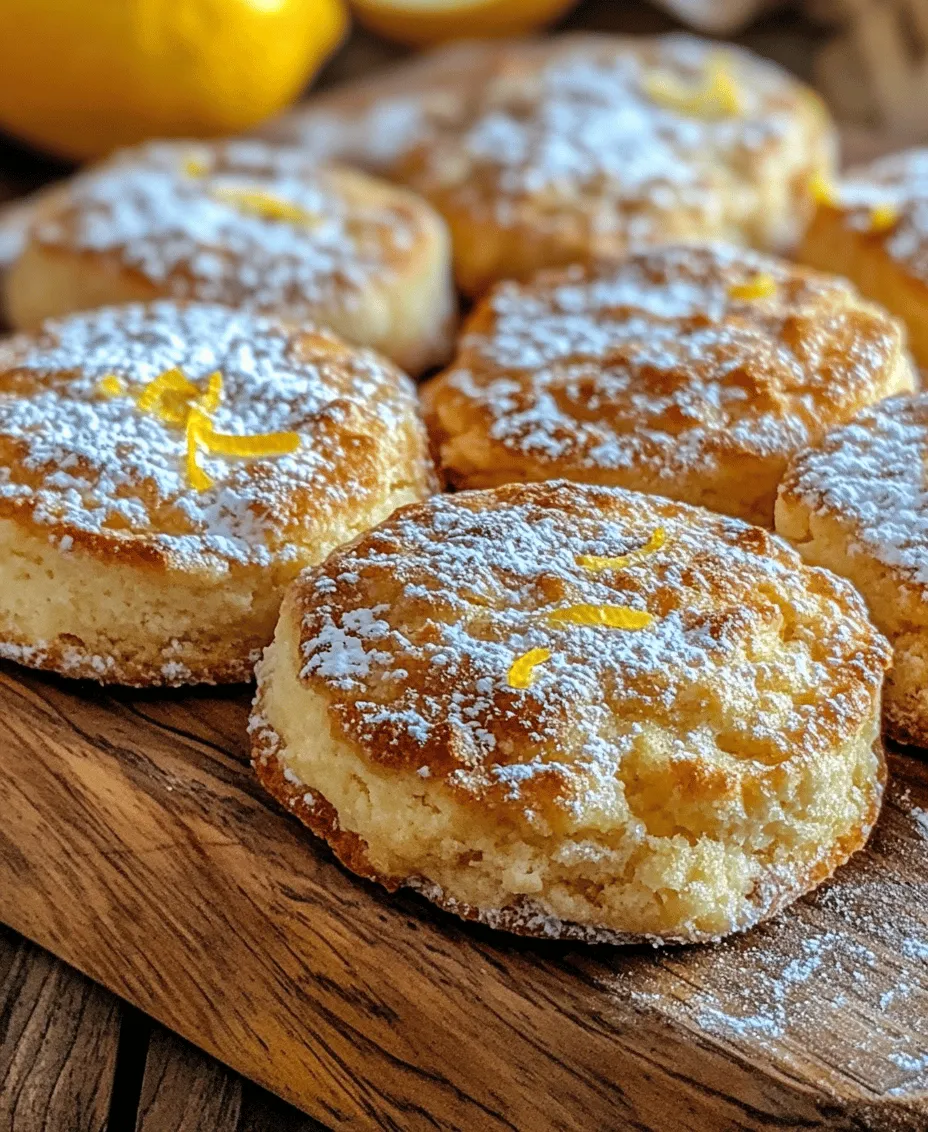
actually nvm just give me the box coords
[3,139,454,375]
[422,244,916,525]
[251,480,890,944]
[799,148,928,368]
[777,393,928,746]
[269,34,836,295]
[0,301,436,686]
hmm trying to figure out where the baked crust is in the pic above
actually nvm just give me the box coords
[0,628,261,687]
[422,244,916,525]
[268,33,837,295]
[799,148,928,368]
[776,392,928,745]
[0,301,437,685]
[252,481,890,942]
[252,703,886,946]
[3,139,456,374]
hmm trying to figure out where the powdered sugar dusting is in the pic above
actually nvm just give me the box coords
[780,393,928,588]
[448,36,779,204]
[427,245,903,498]
[273,34,822,242]
[0,302,421,571]
[836,148,928,286]
[608,773,928,1102]
[294,482,888,820]
[32,139,420,310]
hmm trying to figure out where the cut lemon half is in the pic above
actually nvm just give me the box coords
[348,0,578,46]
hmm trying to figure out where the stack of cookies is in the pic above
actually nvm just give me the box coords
[2,30,925,948]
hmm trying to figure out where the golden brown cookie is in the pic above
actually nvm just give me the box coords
[799,147,928,368]
[777,392,928,746]
[3,139,455,375]
[0,301,436,686]
[268,34,837,295]
[422,243,915,525]
[252,480,890,944]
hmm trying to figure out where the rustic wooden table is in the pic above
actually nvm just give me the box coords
[0,924,327,1131]
[0,5,897,1132]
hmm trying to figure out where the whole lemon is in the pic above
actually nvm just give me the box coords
[348,0,577,46]
[0,0,348,161]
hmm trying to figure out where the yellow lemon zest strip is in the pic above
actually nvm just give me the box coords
[136,367,200,423]
[96,374,126,397]
[809,171,837,207]
[547,604,653,631]
[183,155,209,179]
[211,186,318,226]
[869,203,899,233]
[705,56,743,116]
[136,367,297,489]
[198,420,301,459]
[507,647,551,690]
[199,370,223,414]
[185,407,214,492]
[577,527,666,572]
[728,273,777,301]
[643,54,742,118]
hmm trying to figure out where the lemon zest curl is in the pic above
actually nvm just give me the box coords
[547,604,653,631]
[577,527,666,572]
[507,648,551,690]
[95,374,126,398]
[211,185,319,227]
[728,273,777,301]
[643,54,742,118]
[135,368,300,491]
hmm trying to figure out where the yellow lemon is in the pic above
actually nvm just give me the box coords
[0,0,348,161]
[348,0,577,46]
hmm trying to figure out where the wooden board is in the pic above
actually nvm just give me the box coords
[0,9,924,1129]
[0,663,927,1131]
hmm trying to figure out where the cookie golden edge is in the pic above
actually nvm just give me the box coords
[421,249,918,525]
[250,486,890,945]
[776,472,928,748]
[0,307,439,688]
[269,35,839,297]
[251,705,886,946]
[2,162,457,377]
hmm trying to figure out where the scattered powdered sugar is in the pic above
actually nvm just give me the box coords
[0,191,45,269]
[0,638,118,677]
[0,302,417,570]
[605,775,928,1102]
[294,482,887,819]
[911,806,928,838]
[273,34,813,235]
[838,148,928,285]
[33,139,420,310]
[275,96,434,174]
[781,393,928,587]
[430,244,897,482]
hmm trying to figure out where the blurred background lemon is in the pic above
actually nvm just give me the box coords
[348,0,577,45]
[0,0,348,161]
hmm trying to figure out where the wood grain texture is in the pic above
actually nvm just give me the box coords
[0,663,927,1132]
[0,923,120,1132]
[136,1028,243,1132]
[136,1026,326,1132]
[0,13,921,1129]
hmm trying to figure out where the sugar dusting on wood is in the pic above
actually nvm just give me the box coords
[605,764,928,1102]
